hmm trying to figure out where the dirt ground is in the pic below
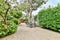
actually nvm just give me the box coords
[0,23,60,40]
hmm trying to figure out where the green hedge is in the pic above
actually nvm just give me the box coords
[0,21,17,37]
[37,5,60,32]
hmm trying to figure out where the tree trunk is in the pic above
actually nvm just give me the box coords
[4,4,10,24]
[26,0,33,27]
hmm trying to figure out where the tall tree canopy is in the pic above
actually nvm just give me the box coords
[0,0,22,24]
[19,0,48,26]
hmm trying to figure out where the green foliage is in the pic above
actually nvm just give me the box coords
[10,11,22,19]
[0,0,9,18]
[20,0,47,11]
[7,16,13,20]
[7,21,17,34]
[0,21,17,37]
[34,15,37,21]
[7,15,19,25]
[0,0,22,37]
[11,18,19,25]
[38,5,60,32]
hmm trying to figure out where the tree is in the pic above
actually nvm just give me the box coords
[0,0,18,24]
[0,0,19,37]
[20,0,48,27]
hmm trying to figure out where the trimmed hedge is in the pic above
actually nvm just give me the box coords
[0,21,17,37]
[37,5,60,32]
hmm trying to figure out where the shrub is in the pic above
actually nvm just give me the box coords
[7,11,22,25]
[11,18,19,25]
[37,5,60,32]
[7,16,14,20]
[10,11,22,19]
[0,21,17,37]
[7,21,17,34]
[7,16,19,25]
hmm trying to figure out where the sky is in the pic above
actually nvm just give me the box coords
[32,0,60,16]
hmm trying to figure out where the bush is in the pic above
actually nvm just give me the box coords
[7,16,14,20]
[0,21,17,37]
[37,5,60,32]
[10,11,22,19]
[11,18,19,25]
[7,11,22,25]
[7,16,19,25]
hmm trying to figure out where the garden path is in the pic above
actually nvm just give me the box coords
[0,23,60,40]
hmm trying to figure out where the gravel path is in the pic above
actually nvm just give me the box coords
[0,23,60,40]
